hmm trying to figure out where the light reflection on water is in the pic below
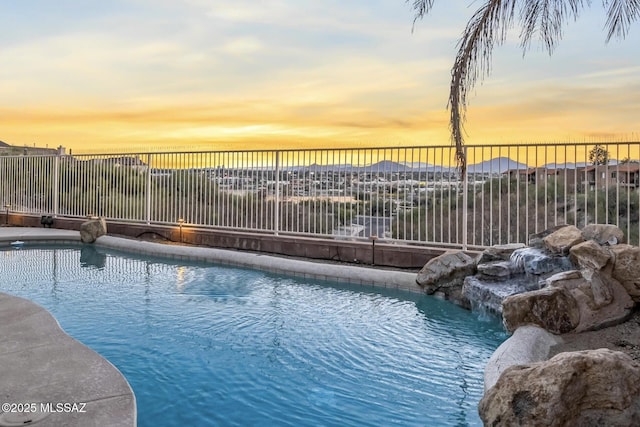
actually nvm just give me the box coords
[0,245,507,427]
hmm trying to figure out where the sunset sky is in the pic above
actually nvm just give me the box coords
[1,1,639,154]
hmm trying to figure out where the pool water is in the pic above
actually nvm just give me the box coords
[0,245,506,426]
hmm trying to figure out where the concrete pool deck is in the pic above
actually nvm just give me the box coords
[0,293,136,427]
[0,227,422,426]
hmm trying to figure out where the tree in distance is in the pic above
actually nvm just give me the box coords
[589,144,610,165]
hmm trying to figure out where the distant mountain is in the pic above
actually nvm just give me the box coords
[542,159,620,169]
[402,162,455,173]
[304,163,352,172]
[468,157,528,174]
[360,160,461,173]
[402,162,431,169]
[298,158,528,174]
[304,160,414,173]
[541,162,589,170]
[359,160,412,173]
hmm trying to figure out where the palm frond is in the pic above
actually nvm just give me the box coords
[409,0,436,30]
[449,0,518,175]
[520,0,586,52]
[604,0,640,41]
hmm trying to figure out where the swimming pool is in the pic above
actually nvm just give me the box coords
[0,245,506,426]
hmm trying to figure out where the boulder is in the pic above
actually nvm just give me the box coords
[477,261,513,279]
[502,286,580,334]
[579,269,613,309]
[569,240,611,270]
[545,269,582,286]
[528,225,570,249]
[610,244,640,301]
[477,243,526,264]
[483,325,563,392]
[416,251,476,307]
[580,271,632,332]
[543,225,584,256]
[545,269,633,332]
[582,223,625,245]
[479,349,640,427]
[80,218,107,243]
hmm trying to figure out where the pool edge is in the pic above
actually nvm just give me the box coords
[92,235,421,293]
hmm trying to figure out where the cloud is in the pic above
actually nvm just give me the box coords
[0,0,638,153]
[220,37,265,56]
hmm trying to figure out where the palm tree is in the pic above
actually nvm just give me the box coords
[410,0,640,178]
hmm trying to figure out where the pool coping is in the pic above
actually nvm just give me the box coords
[94,235,421,292]
[0,228,420,292]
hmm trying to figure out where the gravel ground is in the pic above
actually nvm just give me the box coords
[549,308,640,362]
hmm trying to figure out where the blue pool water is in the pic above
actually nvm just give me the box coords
[0,245,506,426]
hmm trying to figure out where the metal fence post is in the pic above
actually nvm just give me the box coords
[53,153,60,218]
[462,146,468,251]
[146,153,152,224]
[274,151,280,235]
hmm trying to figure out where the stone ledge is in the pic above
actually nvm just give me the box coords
[4,215,444,268]
[0,227,80,244]
[0,228,420,292]
[94,235,421,292]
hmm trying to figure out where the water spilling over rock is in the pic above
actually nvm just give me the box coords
[464,275,543,316]
[416,224,638,330]
[462,246,572,316]
[509,247,573,275]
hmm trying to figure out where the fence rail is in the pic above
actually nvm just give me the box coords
[2,142,640,248]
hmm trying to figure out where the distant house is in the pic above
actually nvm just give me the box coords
[87,156,148,174]
[105,156,148,173]
[611,164,640,189]
[566,163,640,191]
[577,165,613,191]
[0,140,62,156]
[505,168,532,186]
[505,162,640,191]
[505,167,558,185]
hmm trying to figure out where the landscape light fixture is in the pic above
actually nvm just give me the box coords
[178,218,185,242]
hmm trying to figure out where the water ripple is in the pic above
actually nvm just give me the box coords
[0,246,505,427]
